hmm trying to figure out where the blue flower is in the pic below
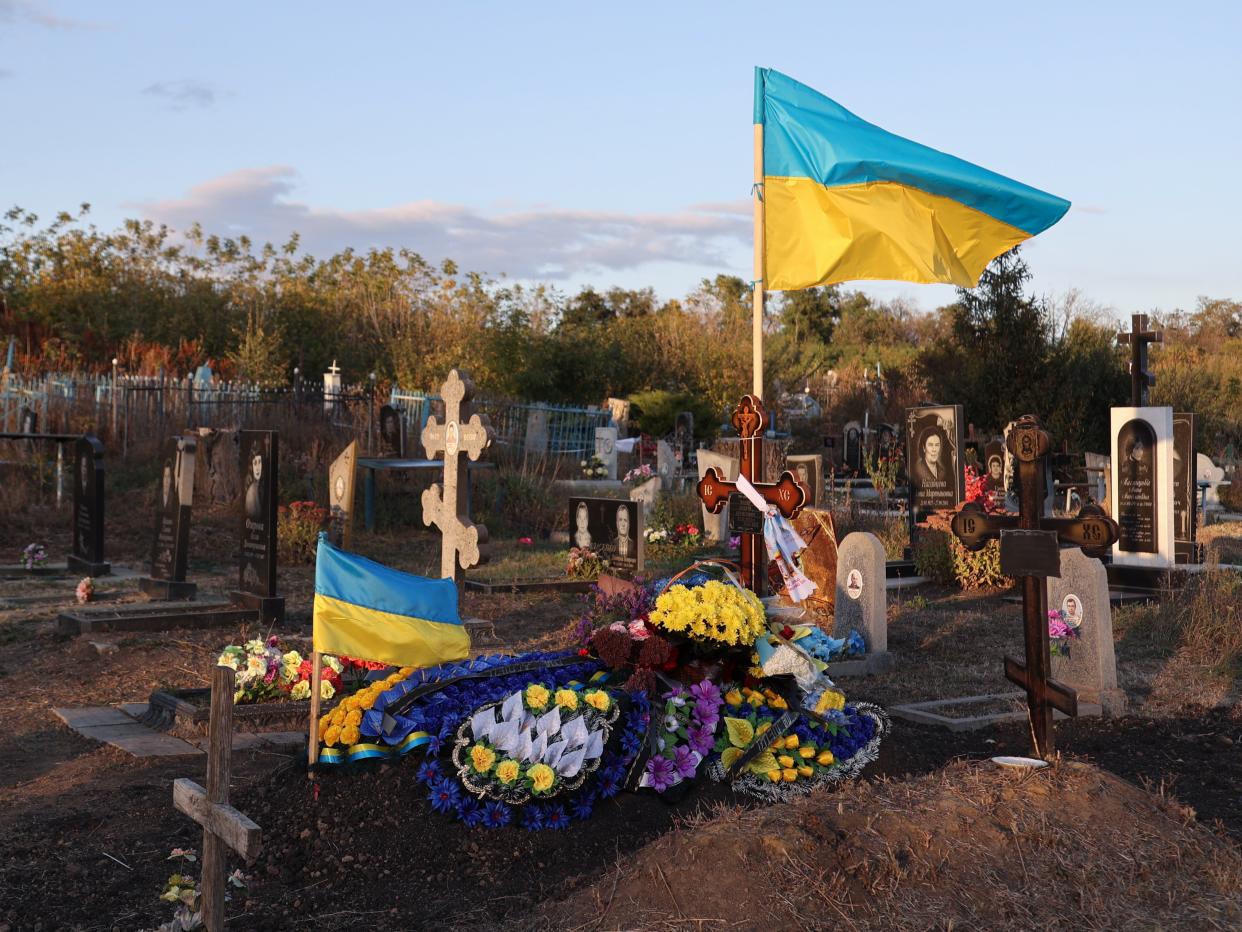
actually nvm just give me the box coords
[621,731,642,756]
[571,795,595,821]
[428,777,462,814]
[597,772,620,799]
[457,798,482,827]
[482,801,512,828]
[416,759,442,785]
[522,804,546,831]
[544,805,569,830]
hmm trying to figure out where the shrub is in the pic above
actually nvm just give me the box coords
[278,501,327,564]
[626,390,718,441]
[913,528,954,585]
[950,538,1008,589]
[1218,477,1242,513]
[472,465,562,538]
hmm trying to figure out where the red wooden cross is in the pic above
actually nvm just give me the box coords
[696,395,808,595]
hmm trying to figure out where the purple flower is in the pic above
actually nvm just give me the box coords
[645,754,678,792]
[686,724,715,756]
[693,699,720,728]
[672,745,698,779]
[662,685,688,702]
[689,681,721,705]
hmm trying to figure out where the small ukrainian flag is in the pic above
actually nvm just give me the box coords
[755,67,1070,291]
[312,535,469,668]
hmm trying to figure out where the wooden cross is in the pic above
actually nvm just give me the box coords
[951,414,1119,759]
[173,665,262,932]
[696,395,808,595]
[421,369,495,591]
[1116,313,1163,407]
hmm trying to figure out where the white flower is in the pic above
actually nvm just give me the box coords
[323,655,344,675]
[290,680,311,701]
[217,653,239,671]
[320,679,336,700]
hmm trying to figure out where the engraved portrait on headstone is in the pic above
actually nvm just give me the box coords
[906,405,964,518]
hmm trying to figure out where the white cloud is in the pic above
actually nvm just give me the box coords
[143,79,221,110]
[138,166,751,279]
[0,0,103,29]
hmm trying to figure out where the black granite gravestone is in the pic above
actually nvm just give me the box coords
[140,435,198,600]
[230,430,284,622]
[1115,417,1158,553]
[905,404,965,520]
[568,496,643,578]
[378,405,405,458]
[68,434,110,576]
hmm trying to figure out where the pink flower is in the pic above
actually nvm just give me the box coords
[627,619,651,641]
[518,537,533,546]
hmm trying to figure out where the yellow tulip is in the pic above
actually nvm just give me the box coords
[799,746,816,759]
[766,769,782,783]
[725,690,744,707]
[782,768,798,782]
[797,765,813,778]
[783,735,799,749]
[817,750,835,766]
[778,755,795,768]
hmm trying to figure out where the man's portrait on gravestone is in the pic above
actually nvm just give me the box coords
[1062,593,1083,629]
[787,455,821,508]
[614,504,633,558]
[161,459,174,509]
[244,445,265,520]
[573,501,592,548]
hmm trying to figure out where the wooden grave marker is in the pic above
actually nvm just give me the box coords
[696,395,808,595]
[173,665,262,932]
[951,414,1120,758]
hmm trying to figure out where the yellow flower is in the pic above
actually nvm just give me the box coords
[319,713,333,733]
[798,746,816,759]
[815,689,845,714]
[797,765,813,778]
[783,735,799,750]
[470,744,496,773]
[816,750,835,767]
[323,725,342,747]
[778,754,795,769]
[341,724,360,745]
[496,759,520,784]
[769,695,788,710]
[756,721,771,736]
[766,769,782,783]
[329,708,345,727]
[344,696,362,712]
[525,684,550,710]
[527,763,556,793]
[725,689,744,707]
[323,655,343,675]
[584,690,610,712]
[320,680,336,701]
[398,667,415,677]
[554,689,578,711]
[290,681,311,701]
[345,709,362,727]
[746,692,764,707]
[782,768,798,782]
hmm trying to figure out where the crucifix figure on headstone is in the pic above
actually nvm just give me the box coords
[951,414,1120,759]
[173,665,262,932]
[1116,313,1163,407]
[696,395,807,595]
[421,369,495,592]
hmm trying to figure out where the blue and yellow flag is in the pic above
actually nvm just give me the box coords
[755,68,1070,290]
[312,536,469,668]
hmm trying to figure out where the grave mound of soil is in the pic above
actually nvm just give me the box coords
[544,759,1242,931]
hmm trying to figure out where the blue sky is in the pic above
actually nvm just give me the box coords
[3,1,1240,317]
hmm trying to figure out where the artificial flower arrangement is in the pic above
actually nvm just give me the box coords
[964,464,1004,515]
[622,464,655,485]
[75,577,95,604]
[566,546,605,580]
[1048,609,1080,657]
[20,543,47,571]
[313,563,890,828]
[216,636,386,704]
[579,455,609,480]
[644,522,703,554]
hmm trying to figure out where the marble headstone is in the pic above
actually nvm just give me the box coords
[656,439,676,490]
[594,427,619,480]
[695,450,739,543]
[1048,548,1125,715]
[328,440,357,548]
[1197,453,1227,511]
[1110,406,1174,569]
[833,532,891,672]
[524,408,549,455]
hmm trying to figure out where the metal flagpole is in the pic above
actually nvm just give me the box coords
[752,123,765,399]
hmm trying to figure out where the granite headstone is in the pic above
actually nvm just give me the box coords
[568,497,643,578]
[140,435,197,599]
[1048,548,1125,715]
[69,434,110,576]
[832,532,892,673]
[695,450,739,542]
[232,429,283,622]
[594,427,619,480]
[1110,406,1174,569]
[328,440,357,548]
[378,404,405,458]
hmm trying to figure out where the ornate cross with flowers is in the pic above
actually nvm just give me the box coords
[951,414,1119,758]
[696,395,808,595]
[421,369,495,591]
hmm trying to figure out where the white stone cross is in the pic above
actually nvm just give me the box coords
[421,369,494,589]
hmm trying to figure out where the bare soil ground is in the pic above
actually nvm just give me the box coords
[1,496,1240,930]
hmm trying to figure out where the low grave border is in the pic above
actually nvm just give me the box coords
[891,692,1101,732]
[56,601,258,636]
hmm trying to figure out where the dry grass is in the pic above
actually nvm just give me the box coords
[544,760,1242,931]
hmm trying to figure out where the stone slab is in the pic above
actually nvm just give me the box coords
[891,693,1101,732]
[53,706,133,728]
[827,653,897,677]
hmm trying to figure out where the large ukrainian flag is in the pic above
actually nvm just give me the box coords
[312,536,469,668]
[756,68,1070,290]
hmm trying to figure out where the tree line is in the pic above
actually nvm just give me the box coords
[2,205,1239,456]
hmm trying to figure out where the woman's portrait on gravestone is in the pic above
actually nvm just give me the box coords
[1116,419,1158,552]
[245,445,265,520]
[161,459,173,510]
[614,504,633,558]
[573,501,592,548]
[912,426,952,487]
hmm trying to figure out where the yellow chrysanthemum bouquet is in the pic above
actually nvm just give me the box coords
[647,579,767,651]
